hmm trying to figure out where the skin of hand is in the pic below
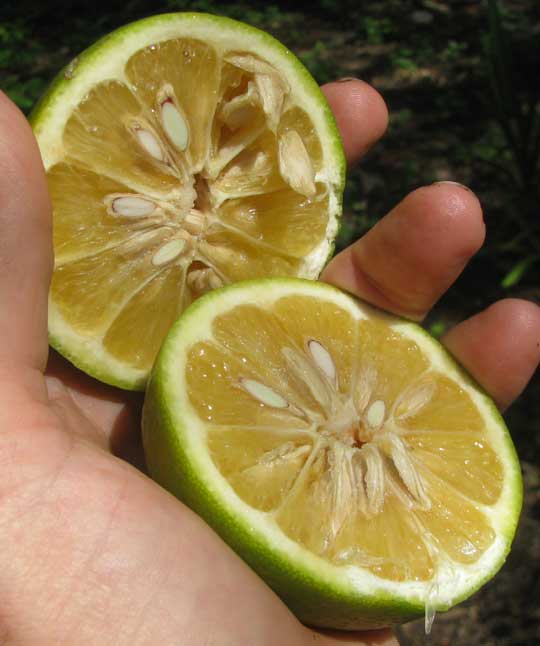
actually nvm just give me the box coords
[0,81,538,646]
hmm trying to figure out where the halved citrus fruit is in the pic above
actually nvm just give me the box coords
[31,13,345,389]
[143,278,522,630]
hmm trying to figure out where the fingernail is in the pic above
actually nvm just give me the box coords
[432,180,472,192]
[336,77,359,83]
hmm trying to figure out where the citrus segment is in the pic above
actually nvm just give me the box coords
[50,228,174,335]
[143,278,522,629]
[212,131,286,197]
[64,80,182,193]
[399,373,485,432]
[208,428,314,512]
[33,13,345,388]
[217,188,331,258]
[186,340,312,429]
[407,432,503,505]
[353,319,430,414]
[412,467,496,565]
[48,162,140,263]
[102,264,186,369]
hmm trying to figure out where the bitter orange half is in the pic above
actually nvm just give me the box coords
[31,13,345,389]
[143,278,522,630]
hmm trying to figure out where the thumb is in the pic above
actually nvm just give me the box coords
[0,91,52,372]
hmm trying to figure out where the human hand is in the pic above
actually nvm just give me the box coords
[0,80,538,646]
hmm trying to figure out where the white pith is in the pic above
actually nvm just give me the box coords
[37,14,344,388]
[156,280,522,609]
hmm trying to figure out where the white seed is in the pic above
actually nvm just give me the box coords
[224,54,289,130]
[255,73,286,131]
[327,444,358,537]
[308,340,336,382]
[366,400,386,429]
[282,346,331,410]
[134,127,166,161]
[240,378,288,408]
[187,269,207,291]
[112,196,156,217]
[394,382,436,420]
[187,268,223,292]
[384,433,431,510]
[362,444,385,515]
[183,209,205,236]
[354,363,377,413]
[198,241,237,266]
[219,81,259,130]
[225,53,283,79]
[208,273,223,289]
[161,99,189,151]
[151,239,187,266]
[278,130,316,197]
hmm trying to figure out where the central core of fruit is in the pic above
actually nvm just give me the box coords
[238,338,433,520]
[93,46,323,298]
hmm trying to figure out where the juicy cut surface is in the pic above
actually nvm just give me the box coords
[48,38,333,372]
[186,295,503,583]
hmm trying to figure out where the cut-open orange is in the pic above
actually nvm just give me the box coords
[143,278,522,630]
[32,13,345,388]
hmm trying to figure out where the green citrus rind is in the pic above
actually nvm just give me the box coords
[31,12,346,391]
[142,277,522,630]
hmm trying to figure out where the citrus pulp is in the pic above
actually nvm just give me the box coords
[31,13,345,389]
[142,278,522,630]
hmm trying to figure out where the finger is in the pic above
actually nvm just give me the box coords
[322,183,485,320]
[321,79,389,166]
[0,91,52,371]
[313,627,398,645]
[442,298,540,411]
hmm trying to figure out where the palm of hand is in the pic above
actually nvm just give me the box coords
[4,358,329,645]
[1,82,539,646]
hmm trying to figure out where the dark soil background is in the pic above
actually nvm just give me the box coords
[2,1,539,644]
